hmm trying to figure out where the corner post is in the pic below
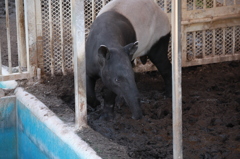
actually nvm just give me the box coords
[71,0,87,129]
[172,0,183,159]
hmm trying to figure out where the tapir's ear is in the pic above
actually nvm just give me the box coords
[124,41,138,58]
[98,45,110,60]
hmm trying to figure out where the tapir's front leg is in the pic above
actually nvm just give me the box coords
[86,76,100,108]
[100,88,117,120]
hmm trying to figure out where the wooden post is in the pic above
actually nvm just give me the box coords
[35,0,44,75]
[59,0,66,75]
[48,0,54,76]
[92,0,95,22]
[71,0,87,129]
[15,0,26,70]
[172,0,183,159]
[5,0,12,74]
[24,0,37,77]
[0,40,2,75]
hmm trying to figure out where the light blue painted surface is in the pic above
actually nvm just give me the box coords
[17,100,83,159]
[0,97,17,159]
[0,97,90,159]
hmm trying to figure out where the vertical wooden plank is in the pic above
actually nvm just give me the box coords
[92,0,95,22]
[172,0,183,159]
[164,0,168,13]
[202,30,206,58]
[35,0,44,74]
[102,0,106,6]
[15,0,26,70]
[223,28,226,55]
[59,0,66,75]
[232,26,236,54]
[193,0,196,10]
[203,0,206,9]
[213,0,216,7]
[193,31,196,59]
[24,0,37,76]
[0,40,2,75]
[71,0,87,129]
[48,0,54,76]
[5,0,12,74]
[212,29,216,56]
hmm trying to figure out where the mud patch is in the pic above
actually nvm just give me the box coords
[17,61,240,159]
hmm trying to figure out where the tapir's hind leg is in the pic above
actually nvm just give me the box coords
[86,76,100,108]
[148,32,172,97]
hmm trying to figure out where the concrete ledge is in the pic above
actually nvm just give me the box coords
[14,87,101,159]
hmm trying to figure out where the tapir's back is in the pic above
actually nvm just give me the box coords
[98,0,171,59]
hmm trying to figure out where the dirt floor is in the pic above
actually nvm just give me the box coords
[15,61,240,159]
[1,6,240,159]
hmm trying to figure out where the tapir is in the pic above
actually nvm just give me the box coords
[86,0,171,120]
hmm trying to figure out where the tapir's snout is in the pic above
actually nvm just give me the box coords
[124,94,142,120]
[132,109,142,120]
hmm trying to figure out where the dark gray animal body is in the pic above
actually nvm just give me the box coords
[86,0,171,120]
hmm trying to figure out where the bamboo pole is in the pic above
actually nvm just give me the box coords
[59,0,66,75]
[72,0,87,129]
[172,0,183,159]
[5,0,12,74]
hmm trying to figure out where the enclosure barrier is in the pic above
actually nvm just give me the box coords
[36,0,240,75]
[0,0,33,82]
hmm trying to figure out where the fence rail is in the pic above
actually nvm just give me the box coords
[0,0,31,82]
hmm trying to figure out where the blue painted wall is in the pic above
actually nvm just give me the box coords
[17,100,83,159]
[0,97,89,159]
[0,96,17,159]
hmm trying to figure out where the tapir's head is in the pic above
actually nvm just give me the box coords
[98,41,142,120]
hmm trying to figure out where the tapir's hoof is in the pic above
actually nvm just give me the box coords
[164,89,172,98]
[92,100,101,108]
[132,112,143,120]
[100,112,115,121]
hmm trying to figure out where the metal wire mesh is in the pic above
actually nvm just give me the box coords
[186,25,240,60]
[40,0,240,74]
[41,0,51,73]
[205,29,213,56]
[225,27,233,55]
[41,0,72,74]
[235,26,240,53]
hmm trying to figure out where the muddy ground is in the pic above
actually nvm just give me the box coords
[1,6,240,159]
[16,61,240,159]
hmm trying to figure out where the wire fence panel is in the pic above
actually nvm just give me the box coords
[39,0,240,75]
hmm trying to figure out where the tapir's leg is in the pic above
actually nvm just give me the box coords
[101,88,117,120]
[148,32,172,97]
[86,76,100,108]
